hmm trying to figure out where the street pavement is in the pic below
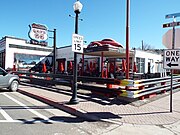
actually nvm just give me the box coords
[18,83,180,134]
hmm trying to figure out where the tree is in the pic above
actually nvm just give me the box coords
[136,40,155,51]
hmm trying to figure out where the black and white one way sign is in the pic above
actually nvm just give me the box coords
[163,49,180,69]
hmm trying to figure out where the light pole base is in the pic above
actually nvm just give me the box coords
[68,98,79,105]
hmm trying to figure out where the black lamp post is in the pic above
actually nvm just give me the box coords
[69,0,83,104]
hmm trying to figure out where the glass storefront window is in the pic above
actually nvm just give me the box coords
[14,53,52,71]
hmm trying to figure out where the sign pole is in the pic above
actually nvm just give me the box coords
[170,17,176,112]
[170,68,173,112]
[53,29,56,75]
[172,17,176,49]
[163,12,180,112]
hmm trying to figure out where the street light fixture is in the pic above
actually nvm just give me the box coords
[69,0,83,104]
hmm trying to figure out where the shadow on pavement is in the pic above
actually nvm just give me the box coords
[18,116,94,124]
[0,88,11,92]
[49,116,89,122]
[20,83,128,106]
[18,117,53,124]
[86,112,122,120]
[17,112,121,124]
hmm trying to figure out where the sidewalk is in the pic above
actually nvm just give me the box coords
[18,83,180,125]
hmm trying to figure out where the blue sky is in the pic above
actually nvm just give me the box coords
[0,0,180,49]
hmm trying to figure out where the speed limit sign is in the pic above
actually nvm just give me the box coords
[72,34,84,53]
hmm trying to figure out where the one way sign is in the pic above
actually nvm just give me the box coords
[163,49,180,69]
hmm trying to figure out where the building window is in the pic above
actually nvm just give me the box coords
[14,53,52,71]
[136,57,145,73]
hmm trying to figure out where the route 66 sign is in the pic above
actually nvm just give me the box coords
[28,23,48,42]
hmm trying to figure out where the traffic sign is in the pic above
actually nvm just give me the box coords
[164,12,180,113]
[72,34,84,53]
[163,21,180,28]
[162,28,180,49]
[163,22,174,28]
[165,13,180,19]
[163,49,180,69]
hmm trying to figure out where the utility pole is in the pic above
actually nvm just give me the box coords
[142,40,144,50]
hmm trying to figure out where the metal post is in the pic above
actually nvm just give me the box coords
[114,58,116,75]
[53,29,56,74]
[170,68,173,112]
[172,18,176,49]
[82,53,84,76]
[101,52,104,77]
[126,0,130,79]
[170,17,176,112]
[69,11,79,104]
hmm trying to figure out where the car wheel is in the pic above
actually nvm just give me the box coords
[9,80,19,92]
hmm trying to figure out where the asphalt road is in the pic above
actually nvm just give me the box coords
[0,91,118,135]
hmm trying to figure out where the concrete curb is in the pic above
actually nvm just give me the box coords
[18,89,101,121]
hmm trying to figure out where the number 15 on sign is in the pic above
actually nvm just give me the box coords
[72,34,84,53]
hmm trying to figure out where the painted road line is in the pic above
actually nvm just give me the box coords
[3,93,55,123]
[0,120,21,122]
[0,107,21,122]
[0,107,13,121]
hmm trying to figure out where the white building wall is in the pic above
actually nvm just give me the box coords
[135,50,162,73]
[57,47,95,60]
[57,46,75,61]
[4,37,53,69]
[56,46,163,74]
[56,46,97,71]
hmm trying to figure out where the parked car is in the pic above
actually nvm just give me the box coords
[0,67,19,91]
